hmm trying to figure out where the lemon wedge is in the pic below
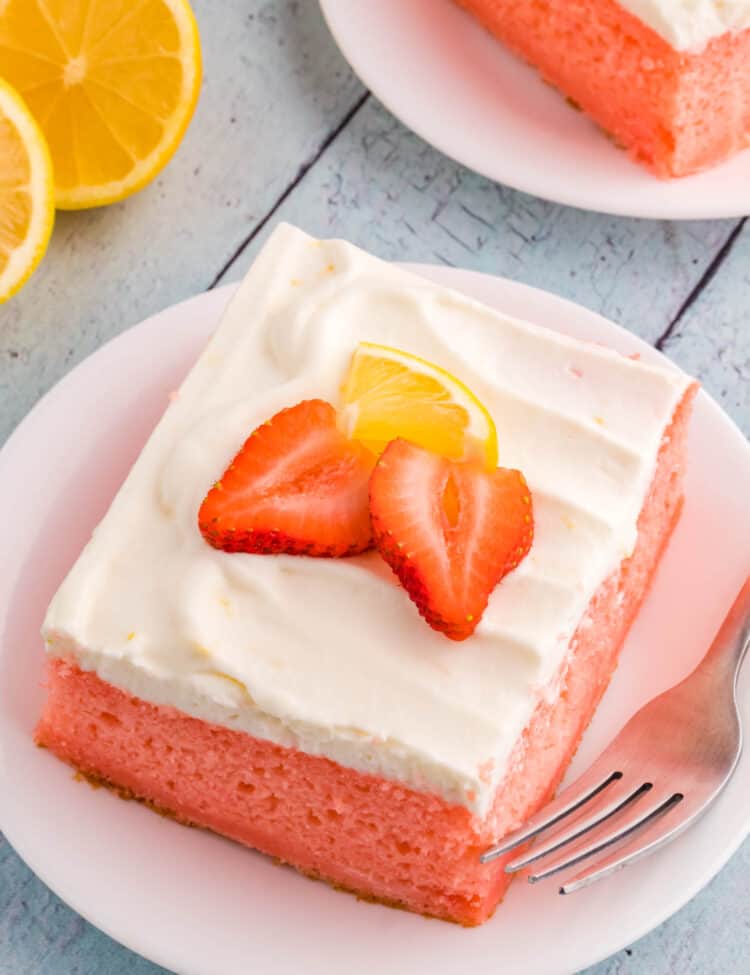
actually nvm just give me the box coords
[0,78,54,302]
[0,0,202,209]
[340,342,498,470]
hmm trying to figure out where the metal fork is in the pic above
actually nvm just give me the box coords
[481,576,750,893]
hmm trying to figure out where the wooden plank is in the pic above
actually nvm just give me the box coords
[660,225,750,437]
[221,97,738,352]
[1,4,748,973]
[0,0,364,443]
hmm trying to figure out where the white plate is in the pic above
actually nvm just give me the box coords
[320,0,750,219]
[1,271,749,975]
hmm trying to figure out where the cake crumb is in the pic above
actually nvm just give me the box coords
[74,770,102,790]
[594,416,606,426]
[290,278,302,287]
[127,631,136,641]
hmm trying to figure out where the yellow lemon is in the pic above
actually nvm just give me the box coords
[0,78,54,302]
[340,342,498,470]
[0,0,202,209]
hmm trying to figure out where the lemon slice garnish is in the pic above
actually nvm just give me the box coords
[341,342,498,470]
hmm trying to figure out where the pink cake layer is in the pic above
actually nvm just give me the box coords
[456,0,750,177]
[36,386,696,925]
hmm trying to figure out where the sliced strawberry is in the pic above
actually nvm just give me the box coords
[369,439,534,641]
[199,399,376,557]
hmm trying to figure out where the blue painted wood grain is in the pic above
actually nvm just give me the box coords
[0,1,747,972]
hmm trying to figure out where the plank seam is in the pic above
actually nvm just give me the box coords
[207,91,371,289]
[655,217,747,351]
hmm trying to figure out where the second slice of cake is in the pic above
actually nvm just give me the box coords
[37,224,696,925]
[456,0,750,178]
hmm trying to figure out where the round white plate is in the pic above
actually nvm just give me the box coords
[1,271,748,975]
[320,0,750,219]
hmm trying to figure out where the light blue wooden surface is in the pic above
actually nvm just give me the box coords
[0,2,748,973]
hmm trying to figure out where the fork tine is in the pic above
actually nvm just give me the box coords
[527,790,684,883]
[479,767,622,863]
[504,780,652,873]
[559,795,692,893]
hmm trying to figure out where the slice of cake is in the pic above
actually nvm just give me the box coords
[36,224,696,925]
[455,0,750,177]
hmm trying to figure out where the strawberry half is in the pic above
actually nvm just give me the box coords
[369,439,534,641]
[199,399,376,557]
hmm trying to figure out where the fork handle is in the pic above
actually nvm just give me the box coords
[696,576,750,690]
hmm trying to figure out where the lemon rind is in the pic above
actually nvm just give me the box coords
[341,341,499,469]
[53,0,203,210]
[0,79,55,302]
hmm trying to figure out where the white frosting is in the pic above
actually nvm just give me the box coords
[617,0,750,50]
[42,225,690,815]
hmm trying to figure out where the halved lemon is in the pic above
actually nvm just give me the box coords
[0,78,54,302]
[0,0,202,209]
[340,342,498,470]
